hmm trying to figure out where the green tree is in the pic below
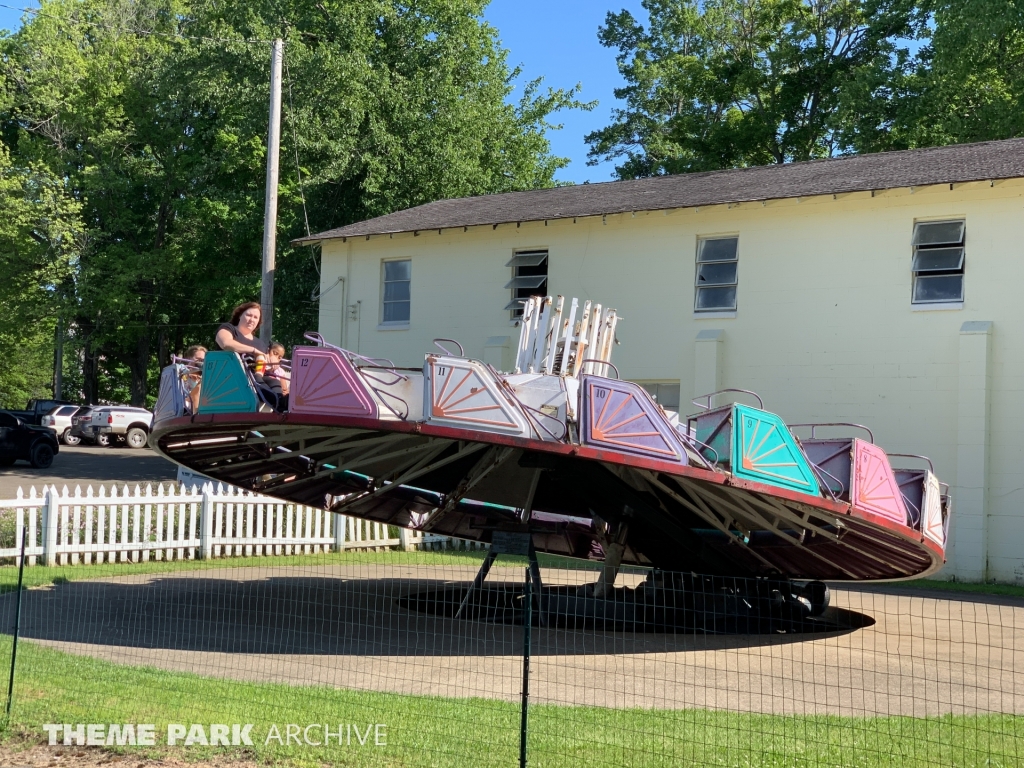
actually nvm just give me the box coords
[849,0,1024,150]
[0,141,82,407]
[1,0,585,405]
[587,0,912,177]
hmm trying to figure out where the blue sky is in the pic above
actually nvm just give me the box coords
[0,1,646,184]
[484,1,650,183]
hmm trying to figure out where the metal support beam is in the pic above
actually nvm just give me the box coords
[423,446,515,531]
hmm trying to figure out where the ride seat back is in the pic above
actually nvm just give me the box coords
[693,403,819,495]
[290,345,377,419]
[801,439,854,501]
[197,352,259,414]
[423,354,529,435]
[579,375,687,462]
[154,364,188,423]
[894,469,927,528]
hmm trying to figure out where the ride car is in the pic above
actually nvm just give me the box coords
[95,406,154,449]
[0,410,59,468]
[40,404,83,445]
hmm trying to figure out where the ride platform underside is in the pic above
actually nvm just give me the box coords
[152,296,950,585]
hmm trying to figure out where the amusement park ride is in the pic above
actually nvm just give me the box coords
[152,296,950,632]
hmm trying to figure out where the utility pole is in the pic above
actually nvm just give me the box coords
[260,38,284,344]
[53,317,63,400]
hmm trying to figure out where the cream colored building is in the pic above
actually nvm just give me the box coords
[298,138,1024,583]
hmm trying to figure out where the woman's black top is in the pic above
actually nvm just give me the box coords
[216,323,267,354]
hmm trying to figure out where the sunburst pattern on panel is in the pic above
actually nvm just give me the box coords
[853,440,909,524]
[733,405,818,494]
[586,380,679,459]
[430,362,521,430]
[922,471,945,546]
[198,352,258,414]
[290,348,376,418]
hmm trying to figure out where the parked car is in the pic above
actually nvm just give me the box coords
[68,406,96,445]
[95,406,154,449]
[0,410,59,468]
[5,398,77,426]
[40,404,83,445]
[79,406,111,446]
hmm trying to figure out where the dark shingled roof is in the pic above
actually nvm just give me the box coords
[295,138,1024,243]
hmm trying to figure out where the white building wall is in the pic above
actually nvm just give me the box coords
[317,179,1024,582]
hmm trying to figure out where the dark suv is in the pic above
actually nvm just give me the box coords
[0,410,59,468]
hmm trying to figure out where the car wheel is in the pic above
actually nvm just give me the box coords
[62,429,81,446]
[96,433,111,447]
[0,457,15,467]
[30,442,55,469]
[126,427,149,449]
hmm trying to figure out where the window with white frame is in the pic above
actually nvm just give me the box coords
[912,220,965,304]
[694,237,738,312]
[504,250,548,318]
[381,259,411,324]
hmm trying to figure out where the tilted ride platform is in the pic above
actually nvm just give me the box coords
[152,295,950,624]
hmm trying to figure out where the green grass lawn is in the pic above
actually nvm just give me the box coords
[0,554,1020,766]
[0,635,1019,768]
[875,578,1024,599]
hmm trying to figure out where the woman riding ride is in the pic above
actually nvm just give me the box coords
[215,302,287,410]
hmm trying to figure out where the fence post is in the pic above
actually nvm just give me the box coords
[199,484,214,560]
[398,526,417,552]
[520,567,532,768]
[333,514,346,552]
[41,485,58,567]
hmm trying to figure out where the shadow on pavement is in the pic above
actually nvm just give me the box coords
[0,575,869,657]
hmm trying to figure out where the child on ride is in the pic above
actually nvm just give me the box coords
[264,343,290,396]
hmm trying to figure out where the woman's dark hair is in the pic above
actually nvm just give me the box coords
[229,301,261,328]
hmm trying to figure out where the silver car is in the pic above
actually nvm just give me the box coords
[39,404,83,445]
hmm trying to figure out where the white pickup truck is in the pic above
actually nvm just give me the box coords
[94,406,154,449]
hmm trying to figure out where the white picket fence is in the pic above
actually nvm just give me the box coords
[0,483,480,566]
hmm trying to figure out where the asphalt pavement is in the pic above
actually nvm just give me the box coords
[0,443,178,498]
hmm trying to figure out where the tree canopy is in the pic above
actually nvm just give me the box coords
[0,0,585,407]
[587,0,1024,177]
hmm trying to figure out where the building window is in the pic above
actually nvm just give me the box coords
[637,381,682,411]
[912,220,965,304]
[505,250,549,318]
[381,259,411,324]
[695,237,738,312]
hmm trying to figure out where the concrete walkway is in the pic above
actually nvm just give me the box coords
[3,564,1022,716]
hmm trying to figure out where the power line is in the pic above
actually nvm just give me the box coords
[284,55,323,289]
[0,3,275,45]
[284,58,312,242]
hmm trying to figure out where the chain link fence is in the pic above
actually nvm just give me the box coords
[0,546,1020,767]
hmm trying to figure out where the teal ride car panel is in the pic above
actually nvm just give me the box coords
[732,404,819,495]
[197,351,259,414]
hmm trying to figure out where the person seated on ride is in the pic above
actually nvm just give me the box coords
[264,342,290,396]
[182,344,206,414]
[214,302,287,410]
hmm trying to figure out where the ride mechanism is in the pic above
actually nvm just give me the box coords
[152,296,951,632]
